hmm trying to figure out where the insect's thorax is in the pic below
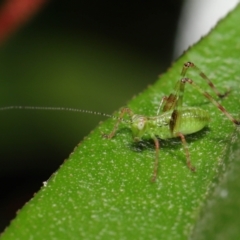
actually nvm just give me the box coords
[131,107,210,140]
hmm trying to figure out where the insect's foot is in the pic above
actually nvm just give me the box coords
[101,132,110,139]
[151,175,157,183]
[234,120,240,126]
[190,166,196,172]
[218,89,231,99]
[187,162,196,172]
[101,132,114,139]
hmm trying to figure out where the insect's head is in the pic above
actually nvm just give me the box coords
[131,114,148,140]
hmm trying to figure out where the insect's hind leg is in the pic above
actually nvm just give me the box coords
[182,77,240,126]
[181,62,230,98]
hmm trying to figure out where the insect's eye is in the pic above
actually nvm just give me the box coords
[137,119,145,130]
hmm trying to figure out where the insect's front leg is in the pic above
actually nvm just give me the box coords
[102,107,133,139]
[157,96,168,115]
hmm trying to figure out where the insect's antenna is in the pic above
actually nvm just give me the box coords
[0,106,131,124]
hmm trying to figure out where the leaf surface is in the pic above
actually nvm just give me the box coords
[1,4,240,240]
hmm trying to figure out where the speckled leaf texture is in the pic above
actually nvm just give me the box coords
[1,4,240,240]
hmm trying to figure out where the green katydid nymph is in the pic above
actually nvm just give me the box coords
[1,62,239,182]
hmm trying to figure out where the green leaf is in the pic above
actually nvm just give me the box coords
[1,4,240,240]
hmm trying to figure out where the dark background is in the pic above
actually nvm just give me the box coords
[0,0,184,231]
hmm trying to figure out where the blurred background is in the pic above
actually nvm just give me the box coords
[0,0,239,232]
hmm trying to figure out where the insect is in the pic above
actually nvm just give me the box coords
[103,62,240,181]
[1,62,239,182]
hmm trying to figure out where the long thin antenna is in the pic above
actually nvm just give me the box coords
[0,106,131,123]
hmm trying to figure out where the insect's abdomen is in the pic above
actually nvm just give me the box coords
[176,107,210,136]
